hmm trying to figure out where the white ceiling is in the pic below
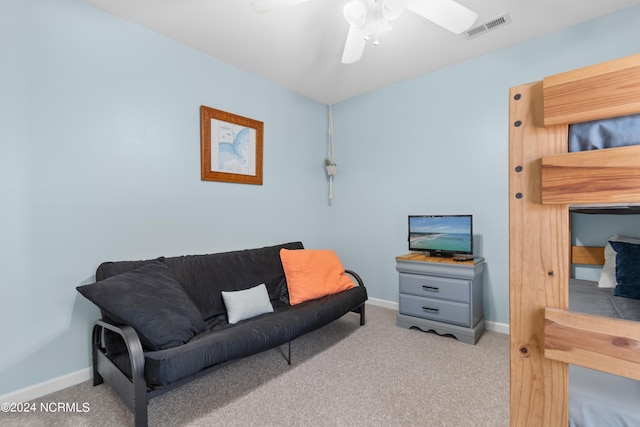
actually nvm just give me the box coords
[84,0,639,104]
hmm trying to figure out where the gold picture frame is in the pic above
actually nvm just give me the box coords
[200,105,263,185]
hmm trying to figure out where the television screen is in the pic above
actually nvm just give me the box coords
[408,215,473,256]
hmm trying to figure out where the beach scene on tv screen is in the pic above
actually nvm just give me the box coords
[410,217,471,252]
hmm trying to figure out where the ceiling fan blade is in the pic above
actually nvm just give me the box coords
[341,25,367,64]
[250,0,313,14]
[405,0,477,34]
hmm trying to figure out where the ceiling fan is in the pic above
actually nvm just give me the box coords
[250,0,478,64]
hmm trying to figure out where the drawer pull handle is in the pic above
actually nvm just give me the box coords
[422,307,440,313]
[422,285,439,292]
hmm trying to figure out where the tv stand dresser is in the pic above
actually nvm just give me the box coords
[395,253,485,344]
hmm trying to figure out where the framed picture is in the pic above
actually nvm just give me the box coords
[200,105,263,185]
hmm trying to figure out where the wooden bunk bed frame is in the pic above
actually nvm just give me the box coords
[509,53,640,426]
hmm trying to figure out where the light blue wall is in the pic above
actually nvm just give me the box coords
[0,0,330,395]
[328,6,640,325]
[2,0,640,396]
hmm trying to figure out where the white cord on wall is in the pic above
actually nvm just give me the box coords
[326,104,337,200]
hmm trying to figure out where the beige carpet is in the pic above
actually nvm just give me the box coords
[1,305,509,426]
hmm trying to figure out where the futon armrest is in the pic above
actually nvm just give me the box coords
[92,319,149,426]
[345,269,366,326]
[93,319,146,384]
[345,269,364,287]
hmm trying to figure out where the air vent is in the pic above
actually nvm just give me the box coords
[463,13,511,40]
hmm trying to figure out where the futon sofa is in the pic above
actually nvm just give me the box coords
[76,241,367,427]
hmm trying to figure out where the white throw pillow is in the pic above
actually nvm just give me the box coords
[221,283,274,324]
[598,235,640,288]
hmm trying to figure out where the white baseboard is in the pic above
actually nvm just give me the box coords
[366,298,509,335]
[0,368,91,404]
[485,320,510,335]
[366,297,399,311]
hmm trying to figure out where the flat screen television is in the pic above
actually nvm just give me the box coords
[408,215,473,258]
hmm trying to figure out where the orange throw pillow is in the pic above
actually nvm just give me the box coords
[280,249,355,305]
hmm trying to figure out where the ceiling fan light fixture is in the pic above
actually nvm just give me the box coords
[252,0,478,65]
[344,0,368,28]
[382,0,406,21]
[251,0,479,64]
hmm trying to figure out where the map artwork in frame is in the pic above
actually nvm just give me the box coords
[200,106,263,185]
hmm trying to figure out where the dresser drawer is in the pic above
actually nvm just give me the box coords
[399,273,470,303]
[399,294,470,327]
